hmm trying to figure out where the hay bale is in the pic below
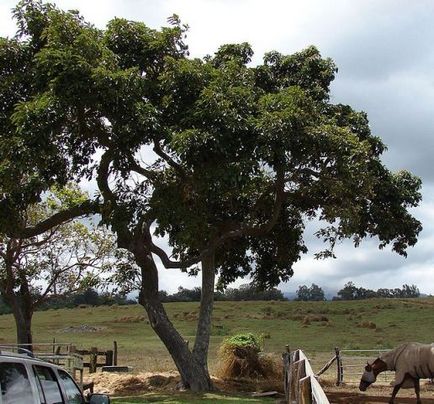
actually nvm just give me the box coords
[216,333,279,380]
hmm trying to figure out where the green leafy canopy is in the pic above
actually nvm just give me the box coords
[0,0,422,290]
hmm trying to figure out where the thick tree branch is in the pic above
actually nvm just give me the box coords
[146,168,286,268]
[20,228,58,250]
[97,150,117,205]
[127,158,158,182]
[8,201,100,239]
[97,149,138,251]
[153,138,188,180]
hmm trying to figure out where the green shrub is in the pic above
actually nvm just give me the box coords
[223,333,263,351]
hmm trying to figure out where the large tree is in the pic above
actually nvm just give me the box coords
[0,0,422,391]
[0,187,114,348]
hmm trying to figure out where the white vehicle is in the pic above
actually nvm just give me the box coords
[0,350,110,404]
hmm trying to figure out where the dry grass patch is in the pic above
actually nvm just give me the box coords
[114,316,147,323]
[358,321,377,329]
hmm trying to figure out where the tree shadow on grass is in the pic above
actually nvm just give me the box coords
[112,392,275,403]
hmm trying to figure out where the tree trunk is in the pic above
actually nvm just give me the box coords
[1,265,34,351]
[133,240,213,391]
[192,252,216,375]
[9,294,33,351]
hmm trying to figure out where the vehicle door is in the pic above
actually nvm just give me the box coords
[56,369,85,404]
[0,360,39,404]
[32,364,66,404]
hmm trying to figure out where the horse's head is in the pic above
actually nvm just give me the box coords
[359,362,377,391]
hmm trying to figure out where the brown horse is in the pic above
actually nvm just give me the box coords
[359,342,434,404]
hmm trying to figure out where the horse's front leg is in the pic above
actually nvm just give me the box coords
[413,377,421,404]
[389,382,402,404]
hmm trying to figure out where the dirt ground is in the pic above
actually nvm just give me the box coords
[88,372,434,403]
[325,382,434,403]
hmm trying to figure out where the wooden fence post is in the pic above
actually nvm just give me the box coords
[105,350,113,366]
[295,359,307,403]
[89,347,98,373]
[283,348,330,404]
[282,346,291,403]
[113,341,118,366]
[335,347,343,386]
[299,376,312,404]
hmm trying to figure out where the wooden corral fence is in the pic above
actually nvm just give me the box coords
[75,340,118,373]
[0,340,119,385]
[283,347,330,404]
[0,342,84,386]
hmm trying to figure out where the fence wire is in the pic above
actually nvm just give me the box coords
[340,349,394,385]
[294,349,395,385]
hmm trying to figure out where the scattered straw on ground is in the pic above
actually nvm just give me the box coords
[86,370,434,401]
[88,371,179,395]
[88,370,284,397]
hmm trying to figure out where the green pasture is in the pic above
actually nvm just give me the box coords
[1,297,433,373]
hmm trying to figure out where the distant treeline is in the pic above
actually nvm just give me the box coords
[159,285,286,302]
[295,282,421,301]
[0,288,136,315]
[0,285,286,314]
[332,282,420,300]
[0,282,423,315]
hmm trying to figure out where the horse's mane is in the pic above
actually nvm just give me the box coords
[379,343,413,371]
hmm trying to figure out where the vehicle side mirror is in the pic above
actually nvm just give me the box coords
[89,394,110,404]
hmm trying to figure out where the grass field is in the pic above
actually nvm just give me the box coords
[1,297,434,374]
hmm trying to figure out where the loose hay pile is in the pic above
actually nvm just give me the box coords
[217,333,280,380]
[89,371,179,395]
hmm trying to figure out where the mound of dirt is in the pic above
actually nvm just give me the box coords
[58,324,107,333]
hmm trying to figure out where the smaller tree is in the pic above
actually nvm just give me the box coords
[72,288,100,306]
[335,282,358,300]
[296,283,326,301]
[0,190,114,348]
[222,284,286,301]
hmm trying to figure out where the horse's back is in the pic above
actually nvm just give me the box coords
[396,342,434,380]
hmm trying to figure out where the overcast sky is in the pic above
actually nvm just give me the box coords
[1,0,434,295]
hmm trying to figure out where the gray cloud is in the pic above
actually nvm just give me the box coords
[330,75,434,181]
